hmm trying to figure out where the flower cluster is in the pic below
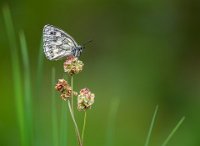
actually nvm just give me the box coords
[55,56,95,111]
[55,79,72,101]
[77,88,95,111]
[64,55,84,76]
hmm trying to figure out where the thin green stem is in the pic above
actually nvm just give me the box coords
[161,116,185,146]
[67,100,83,146]
[144,105,159,146]
[81,111,87,143]
[71,76,74,112]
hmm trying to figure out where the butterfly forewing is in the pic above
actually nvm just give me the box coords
[43,24,77,60]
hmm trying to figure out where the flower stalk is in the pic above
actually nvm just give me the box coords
[81,111,87,142]
[71,75,74,112]
[67,100,83,146]
[54,56,95,146]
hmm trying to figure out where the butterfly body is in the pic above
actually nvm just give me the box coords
[43,24,83,60]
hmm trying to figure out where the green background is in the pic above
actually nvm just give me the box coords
[0,0,200,146]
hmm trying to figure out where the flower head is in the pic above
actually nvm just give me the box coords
[55,79,68,92]
[55,79,72,101]
[77,88,95,111]
[64,55,84,76]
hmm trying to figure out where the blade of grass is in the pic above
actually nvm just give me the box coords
[144,105,159,146]
[2,5,28,146]
[161,116,185,146]
[51,67,59,146]
[105,98,120,146]
[19,31,33,145]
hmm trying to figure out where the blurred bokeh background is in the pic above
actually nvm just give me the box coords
[0,0,200,146]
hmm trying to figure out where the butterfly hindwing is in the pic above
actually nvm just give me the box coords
[43,24,78,60]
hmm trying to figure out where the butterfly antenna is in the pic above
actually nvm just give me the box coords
[82,39,93,48]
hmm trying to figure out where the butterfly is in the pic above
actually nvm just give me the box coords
[43,24,83,60]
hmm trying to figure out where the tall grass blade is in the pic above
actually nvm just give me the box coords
[144,105,159,146]
[105,98,120,146]
[19,31,33,145]
[2,5,28,146]
[51,68,59,146]
[161,116,185,146]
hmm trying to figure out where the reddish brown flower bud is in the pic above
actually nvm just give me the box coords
[55,79,73,101]
[55,79,68,92]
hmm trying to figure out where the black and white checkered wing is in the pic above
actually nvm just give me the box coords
[43,24,78,60]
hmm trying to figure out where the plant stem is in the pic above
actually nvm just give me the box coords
[82,111,87,143]
[71,76,74,112]
[161,116,185,146]
[67,100,83,146]
[144,105,159,146]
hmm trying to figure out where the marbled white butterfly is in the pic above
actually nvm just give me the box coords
[43,24,83,60]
